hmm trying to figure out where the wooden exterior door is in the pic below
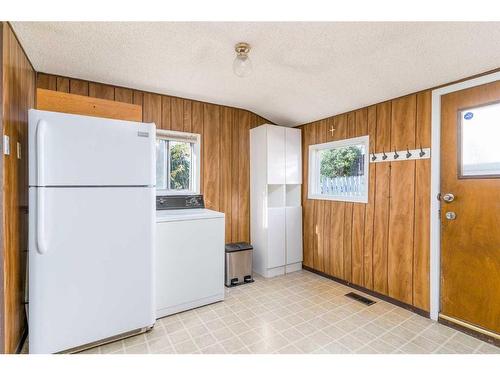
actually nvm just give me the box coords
[440,80,500,337]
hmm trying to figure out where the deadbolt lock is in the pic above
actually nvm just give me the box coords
[445,211,456,220]
[443,193,455,203]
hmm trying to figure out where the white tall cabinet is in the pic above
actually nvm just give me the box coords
[250,124,302,278]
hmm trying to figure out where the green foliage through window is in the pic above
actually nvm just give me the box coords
[169,142,191,190]
[156,139,193,191]
[320,146,363,178]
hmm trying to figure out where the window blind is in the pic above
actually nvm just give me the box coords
[156,129,199,143]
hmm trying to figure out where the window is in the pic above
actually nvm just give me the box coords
[459,102,500,178]
[308,136,369,203]
[156,130,201,195]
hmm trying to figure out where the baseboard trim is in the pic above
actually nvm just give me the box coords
[156,293,224,319]
[302,265,430,318]
[285,262,302,274]
[438,314,499,347]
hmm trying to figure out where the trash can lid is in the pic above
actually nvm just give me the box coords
[225,242,253,252]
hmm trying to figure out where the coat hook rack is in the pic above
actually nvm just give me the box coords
[419,146,426,157]
[370,147,431,163]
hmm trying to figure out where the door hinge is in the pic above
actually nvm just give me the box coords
[17,142,21,159]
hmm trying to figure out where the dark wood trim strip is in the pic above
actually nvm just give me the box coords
[0,21,5,355]
[438,316,499,348]
[303,265,430,318]
[6,22,35,71]
[15,319,28,354]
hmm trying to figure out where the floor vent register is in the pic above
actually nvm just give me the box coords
[344,292,376,306]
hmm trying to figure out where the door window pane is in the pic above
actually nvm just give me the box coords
[460,102,500,177]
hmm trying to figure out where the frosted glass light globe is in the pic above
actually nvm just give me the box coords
[233,54,253,77]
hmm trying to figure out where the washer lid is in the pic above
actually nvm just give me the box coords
[156,208,224,222]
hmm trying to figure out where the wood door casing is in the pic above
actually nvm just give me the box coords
[440,80,500,334]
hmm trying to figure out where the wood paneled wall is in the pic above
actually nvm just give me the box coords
[36,73,268,244]
[1,22,36,353]
[300,91,431,311]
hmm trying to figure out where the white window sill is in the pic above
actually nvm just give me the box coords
[156,190,199,196]
[307,194,368,204]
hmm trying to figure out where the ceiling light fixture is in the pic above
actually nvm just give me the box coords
[233,42,252,78]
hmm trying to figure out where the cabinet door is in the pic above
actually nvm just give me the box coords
[286,206,303,264]
[267,207,286,268]
[267,125,286,184]
[285,127,302,184]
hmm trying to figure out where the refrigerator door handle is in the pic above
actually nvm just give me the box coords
[36,119,48,254]
[36,119,47,186]
[37,188,48,254]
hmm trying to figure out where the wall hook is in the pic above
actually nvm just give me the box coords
[382,150,388,160]
[393,149,399,159]
[406,148,412,158]
[371,152,377,161]
[419,146,425,157]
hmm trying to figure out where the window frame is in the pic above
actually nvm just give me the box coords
[156,129,201,196]
[457,101,500,179]
[308,135,369,203]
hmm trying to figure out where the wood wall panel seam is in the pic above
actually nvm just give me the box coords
[387,96,416,304]
[413,91,431,310]
[237,110,251,241]
[161,96,171,130]
[183,100,192,133]
[219,107,232,243]
[89,82,115,101]
[69,79,89,96]
[114,87,133,104]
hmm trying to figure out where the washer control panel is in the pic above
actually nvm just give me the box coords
[156,195,205,210]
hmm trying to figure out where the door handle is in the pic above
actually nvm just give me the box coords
[442,193,455,203]
[36,120,48,254]
[36,119,47,186]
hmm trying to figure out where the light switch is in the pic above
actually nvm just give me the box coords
[3,135,10,155]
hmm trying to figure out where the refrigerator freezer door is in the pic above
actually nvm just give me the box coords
[29,187,155,353]
[29,109,155,187]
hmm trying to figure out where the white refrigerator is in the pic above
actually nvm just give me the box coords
[28,109,156,354]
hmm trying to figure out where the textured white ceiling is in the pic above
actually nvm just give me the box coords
[11,22,500,126]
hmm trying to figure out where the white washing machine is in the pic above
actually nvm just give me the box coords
[155,195,225,318]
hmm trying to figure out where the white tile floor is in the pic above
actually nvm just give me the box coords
[28,270,500,354]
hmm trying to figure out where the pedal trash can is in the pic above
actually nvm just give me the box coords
[225,242,254,287]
